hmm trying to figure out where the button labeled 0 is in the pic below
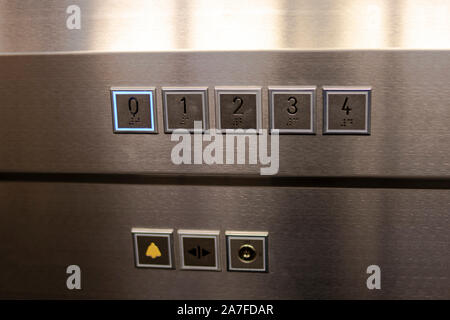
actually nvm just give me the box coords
[111,88,157,133]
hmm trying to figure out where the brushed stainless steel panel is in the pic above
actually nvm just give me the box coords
[0,51,449,177]
[0,182,448,299]
[1,0,449,53]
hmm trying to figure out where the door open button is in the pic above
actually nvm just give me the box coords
[178,230,220,271]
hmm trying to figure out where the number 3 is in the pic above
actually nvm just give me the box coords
[287,96,297,115]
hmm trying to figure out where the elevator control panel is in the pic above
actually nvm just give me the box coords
[132,229,268,272]
[178,230,220,271]
[132,228,174,268]
[226,231,268,272]
[111,86,371,135]
[111,88,157,133]
[215,87,262,131]
[162,87,209,133]
[269,87,316,134]
[323,87,371,134]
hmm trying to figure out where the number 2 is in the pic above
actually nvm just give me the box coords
[233,96,244,115]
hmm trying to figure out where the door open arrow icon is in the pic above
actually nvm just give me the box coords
[188,246,210,259]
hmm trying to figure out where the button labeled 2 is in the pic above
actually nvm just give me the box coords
[323,87,371,135]
[162,87,209,133]
[215,87,262,131]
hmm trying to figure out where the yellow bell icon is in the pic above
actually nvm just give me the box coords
[145,242,162,259]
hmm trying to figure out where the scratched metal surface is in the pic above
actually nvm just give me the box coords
[0,0,449,300]
[0,182,449,299]
[0,51,449,177]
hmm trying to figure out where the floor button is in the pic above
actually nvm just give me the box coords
[269,87,316,134]
[162,87,209,133]
[111,88,157,133]
[215,87,262,131]
[323,87,371,135]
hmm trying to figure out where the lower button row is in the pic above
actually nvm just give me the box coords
[132,228,268,272]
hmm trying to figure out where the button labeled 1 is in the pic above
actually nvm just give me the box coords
[111,88,157,133]
[178,230,220,271]
[162,87,208,133]
[323,87,371,135]
[215,87,262,131]
[132,228,174,268]
[226,231,268,272]
[269,87,316,134]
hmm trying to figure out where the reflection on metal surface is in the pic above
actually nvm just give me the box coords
[0,51,449,177]
[0,0,449,53]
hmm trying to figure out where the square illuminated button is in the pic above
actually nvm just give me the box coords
[162,87,209,133]
[269,87,316,134]
[132,228,174,268]
[323,87,371,135]
[178,230,220,271]
[215,87,262,131]
[111,88,157,133]
[226,231,268,272]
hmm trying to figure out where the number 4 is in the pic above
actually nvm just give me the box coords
[341,96,352,115]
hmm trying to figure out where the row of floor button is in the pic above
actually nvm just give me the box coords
[132,228,268,272]
[112,86,371,135]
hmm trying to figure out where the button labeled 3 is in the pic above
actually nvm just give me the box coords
[215,87,262,131]
[269,87,316,134]
[111,88,157,133]
[178,230,220,271]
[162,87,208,133]
[132,228,174,268]
[323,87,371,135]
[226,231,268,272]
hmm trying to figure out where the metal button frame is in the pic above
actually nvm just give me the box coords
[226,231,269,272]
[269,86,316,134]
[131,228,174,269]
[178,229,220,271]
[110,87,158,133]
[162,87,209,133]
[215,87,262,133]
[323,86,372,135]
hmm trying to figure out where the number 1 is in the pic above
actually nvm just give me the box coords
[181,97,187,114]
